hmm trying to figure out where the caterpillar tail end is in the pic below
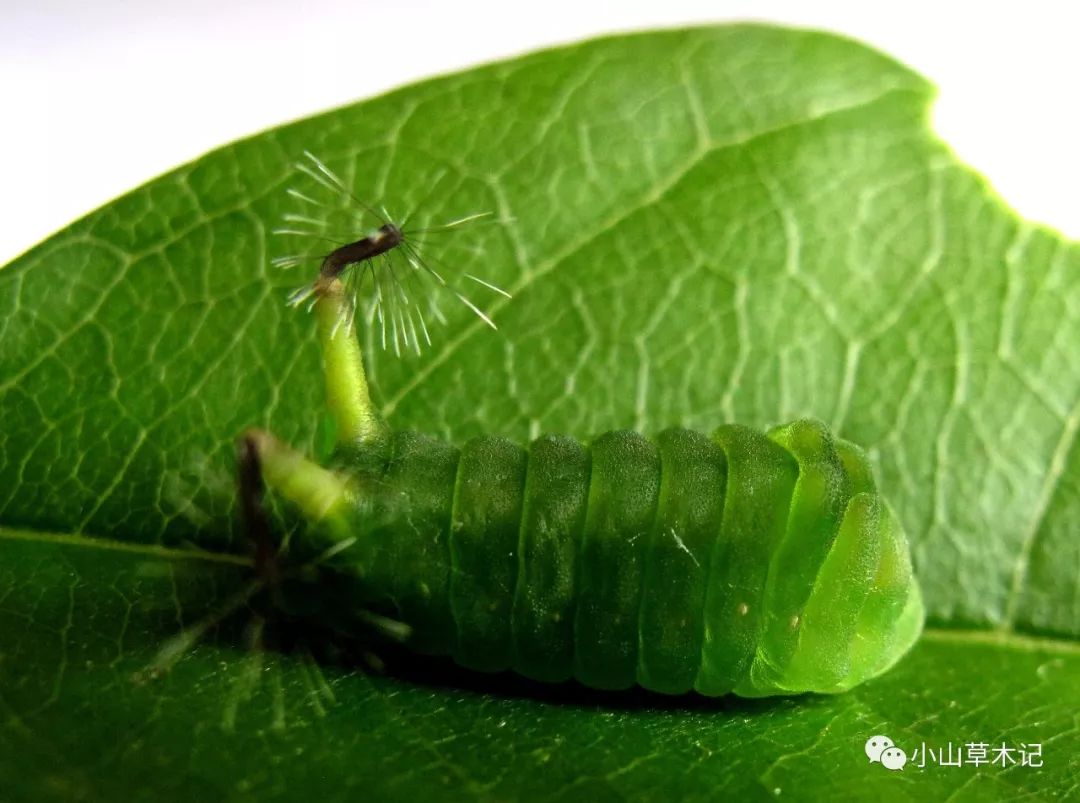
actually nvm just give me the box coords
[734,496,925,698]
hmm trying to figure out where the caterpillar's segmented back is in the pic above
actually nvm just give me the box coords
[326,417,923,697]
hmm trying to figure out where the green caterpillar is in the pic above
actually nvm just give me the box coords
[242,156,924,698]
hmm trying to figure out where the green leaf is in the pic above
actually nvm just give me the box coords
[1,24,1078,801]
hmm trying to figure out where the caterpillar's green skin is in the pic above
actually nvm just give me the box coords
[313,417,923,698]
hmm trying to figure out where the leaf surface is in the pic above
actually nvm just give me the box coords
[1,25,1078,801]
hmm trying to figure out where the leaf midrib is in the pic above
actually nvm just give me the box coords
[0,525,253,567]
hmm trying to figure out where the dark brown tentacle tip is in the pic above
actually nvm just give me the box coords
[237,428,280,586]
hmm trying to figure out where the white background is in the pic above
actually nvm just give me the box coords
[3,0,1078,265]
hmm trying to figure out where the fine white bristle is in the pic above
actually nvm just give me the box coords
[282,213,331,228]
[417,308,432,345]
[429,296,448,325]
[441,212,493,228]
[465,273,512,299]
[271,255,305,269]
[286,187,322,207]
[455,292,497,330]
[286,284,317,307]
[300,151,349,193]
[406,309,422,356]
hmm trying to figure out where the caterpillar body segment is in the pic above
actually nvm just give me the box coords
[243,192,925,699]
[304,419,922,698]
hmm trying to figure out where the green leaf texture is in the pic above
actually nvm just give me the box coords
[1,24,1078,801]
